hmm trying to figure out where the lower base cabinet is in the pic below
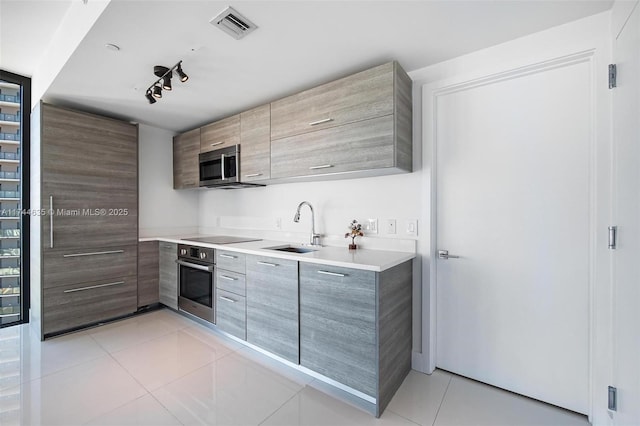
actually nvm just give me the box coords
[43,276,137,335]
[159,242,178,309]
[216,289,246,340]
[246,255,299,363]
[299,260,413,416]
[138,241,159,307]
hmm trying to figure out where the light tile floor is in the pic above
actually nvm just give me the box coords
[0,309,590,426]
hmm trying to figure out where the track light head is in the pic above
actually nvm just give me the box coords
[152,85,162,99]
[176,63,189,82]
[162,72,172,91]
[145,90,157,104]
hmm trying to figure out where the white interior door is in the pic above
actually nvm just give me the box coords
[612,2,640,424]
[435,58,593,414]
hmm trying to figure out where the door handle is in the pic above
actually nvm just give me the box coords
[438,250,460,259]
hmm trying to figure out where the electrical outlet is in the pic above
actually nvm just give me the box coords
[275,217,282,229]
[387,219,397,234]
[366,218,378,234]
[405,219,418,236]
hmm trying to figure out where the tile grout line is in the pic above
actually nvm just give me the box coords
[257,380,311,425]
[432,374,453,426]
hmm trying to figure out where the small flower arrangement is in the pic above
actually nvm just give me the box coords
[345,219,364,250]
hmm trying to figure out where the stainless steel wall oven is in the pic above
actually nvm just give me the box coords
[176,244,215,323]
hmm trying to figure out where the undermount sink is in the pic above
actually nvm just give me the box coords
[265,245,319,254]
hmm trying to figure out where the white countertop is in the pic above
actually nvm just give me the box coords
[140,235,415,272]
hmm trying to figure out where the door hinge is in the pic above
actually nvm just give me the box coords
[609,64,617,89]
[608,386,617,411]
[608,226,617,250]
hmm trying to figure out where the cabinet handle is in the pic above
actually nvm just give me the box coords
[63,249,125,258]
[317,270,346,277]
[219,254,237,259]
[210,141,224,147]
[64,281,125,293]
[309,164,333,170]
[245,173,262,178]
[257,261,278,267]
[49,195,54,248]
[309,118,333,126]
[219,274,237,281]
[220,296,236,303]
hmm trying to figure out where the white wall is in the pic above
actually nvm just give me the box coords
[138,124,198,237]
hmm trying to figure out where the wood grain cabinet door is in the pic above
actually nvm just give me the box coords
[246,255,299,363]
[200,114,240,153]
[271,62,394,140]
[240,105,270,182]
[41,104,138,250]
[138,241,160,307]
[299,263,377,397]
[159,242,178,309]
[271,115,394,179]
[173,128,200,189]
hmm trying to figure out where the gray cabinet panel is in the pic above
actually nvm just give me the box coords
[240,104,270,182]
[299,263,377,397]
[271,115,394,179]
[271,62,394,140]
[246,255,299,363]
[377,260,412,414]
[43,245,137,289]
[159,242,178,309]
[216,289,246,340]
[173,128,200,189]
[41,104,138,250]
[216,269,246,296]
[200,114,240,153]
[138,241,159,307]
[216,250,246,274]
[42,276,137,336]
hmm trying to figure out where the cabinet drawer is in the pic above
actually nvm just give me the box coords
[43,276,137,336]
[271,62,393,140]
[216,269,246,296]
[216,289,246,340]
[216,250,246,274]
[43,245,137,289]
[200,115,240,153]
[271,115,395,179]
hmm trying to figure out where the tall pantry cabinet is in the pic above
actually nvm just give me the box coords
[31,103,139,339]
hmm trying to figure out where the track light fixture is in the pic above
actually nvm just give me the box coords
[145,61,189,104]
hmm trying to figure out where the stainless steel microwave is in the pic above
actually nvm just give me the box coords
[198,144,264,189]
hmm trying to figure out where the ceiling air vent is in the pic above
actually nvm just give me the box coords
[210,6,257,40]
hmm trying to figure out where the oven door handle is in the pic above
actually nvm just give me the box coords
[175,259,214,272]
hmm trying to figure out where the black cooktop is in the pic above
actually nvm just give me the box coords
[184,235,261,245]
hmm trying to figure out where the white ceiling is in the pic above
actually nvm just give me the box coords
[0,0,73,77]
[7,1,613,133]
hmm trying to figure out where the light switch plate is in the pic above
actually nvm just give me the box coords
[387,219,397,234]
[366,218,378,234]
[405,219,418,236]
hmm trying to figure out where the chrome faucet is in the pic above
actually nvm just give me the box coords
[293,201,321,246]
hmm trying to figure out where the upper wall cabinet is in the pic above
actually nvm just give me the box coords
[173,128,200,189]
[200,114,240,153]
[270,61,412,180]
[240,104,271,182]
